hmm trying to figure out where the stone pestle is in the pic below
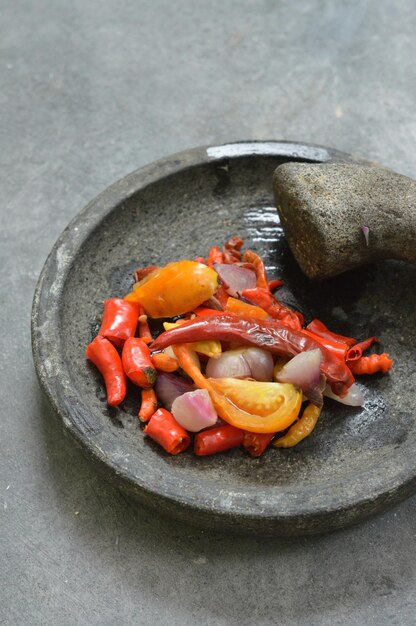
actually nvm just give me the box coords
[273,162,416,280]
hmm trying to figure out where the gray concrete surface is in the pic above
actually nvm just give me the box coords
[1,1,416,624]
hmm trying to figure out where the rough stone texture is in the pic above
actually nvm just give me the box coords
[273,163,416,279]
[2,1,416,625]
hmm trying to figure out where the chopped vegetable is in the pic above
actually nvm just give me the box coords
[171,389,218,432]
[151,351,179,372]
[144,408,191,454]
[275,349,325,407]
[122,338,157,388]
[214,263,256,297]
[194,424,244,456]
[243,432,275,457]
[225,296,268,320]
[324,382,364,406]
[361,225,370,246]
[346,336,378,363]
[99,298,140,347]
[154,371,195,411]
[86,335,126,406]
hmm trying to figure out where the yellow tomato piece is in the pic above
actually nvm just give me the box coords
[124,260,218,318]
[207,378,302,433]
[274,403,321,448]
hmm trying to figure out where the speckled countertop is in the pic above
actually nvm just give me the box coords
[2,1,416,624]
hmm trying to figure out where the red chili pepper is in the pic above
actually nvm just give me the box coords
[86,335,126,406]
[144,408,191,454]
[138,388,158,422]
[193,256,207,265]
[349,353,392,375]
[346,337,379,363]
[223,236,244,263]
[194,424,244,456]
[268,279,284,292]
[194,307,224,317]
[242,287,303,330]
[122,338,157,388]
[306,319,356,347]
[243,432,275,457]
[243,250,269,289]
[98,298,140,347]
[207,246,224,266]
[133,265,160,283]
[138,312,153,344]
[302,329,349,361]
[151,314,354,397]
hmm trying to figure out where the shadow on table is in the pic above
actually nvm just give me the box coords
[36,383,416,625]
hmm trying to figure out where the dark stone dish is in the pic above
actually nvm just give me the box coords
[31,141,416,535]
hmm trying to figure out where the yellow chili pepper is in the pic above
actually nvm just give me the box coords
[274,403,322,448]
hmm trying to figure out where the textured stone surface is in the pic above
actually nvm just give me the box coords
[274,163,416,279]
[2,1,416,625]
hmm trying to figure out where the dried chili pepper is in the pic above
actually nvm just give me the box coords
[242,287,303,330]
[138,388,158,422]
[306,319,356,347]
[194,424,244,456]
[98,298,140,347]
[301,329,349,361]
[152,315,354,396]
[144,408,191,454]
[86,335,126,406]
[122,338,157,388]
[274,403,322,448]
[349,353,392,375]
[243,432,275,457]
[346,337,378,363]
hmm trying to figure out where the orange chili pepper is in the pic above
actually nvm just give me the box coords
[86,335,126,406]
[122,338,157,388]
[225,296,268,320]
[151,351,179,372]
[243,250,269,289]
[138,388,158,422]
[349,353,393,375]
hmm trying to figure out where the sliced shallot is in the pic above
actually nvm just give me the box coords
[171,389,218,432]
[213,263,256,298]
[324,382,364,406]
[276,349,325,407]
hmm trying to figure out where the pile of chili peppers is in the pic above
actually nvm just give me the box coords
[86,236,393,457]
